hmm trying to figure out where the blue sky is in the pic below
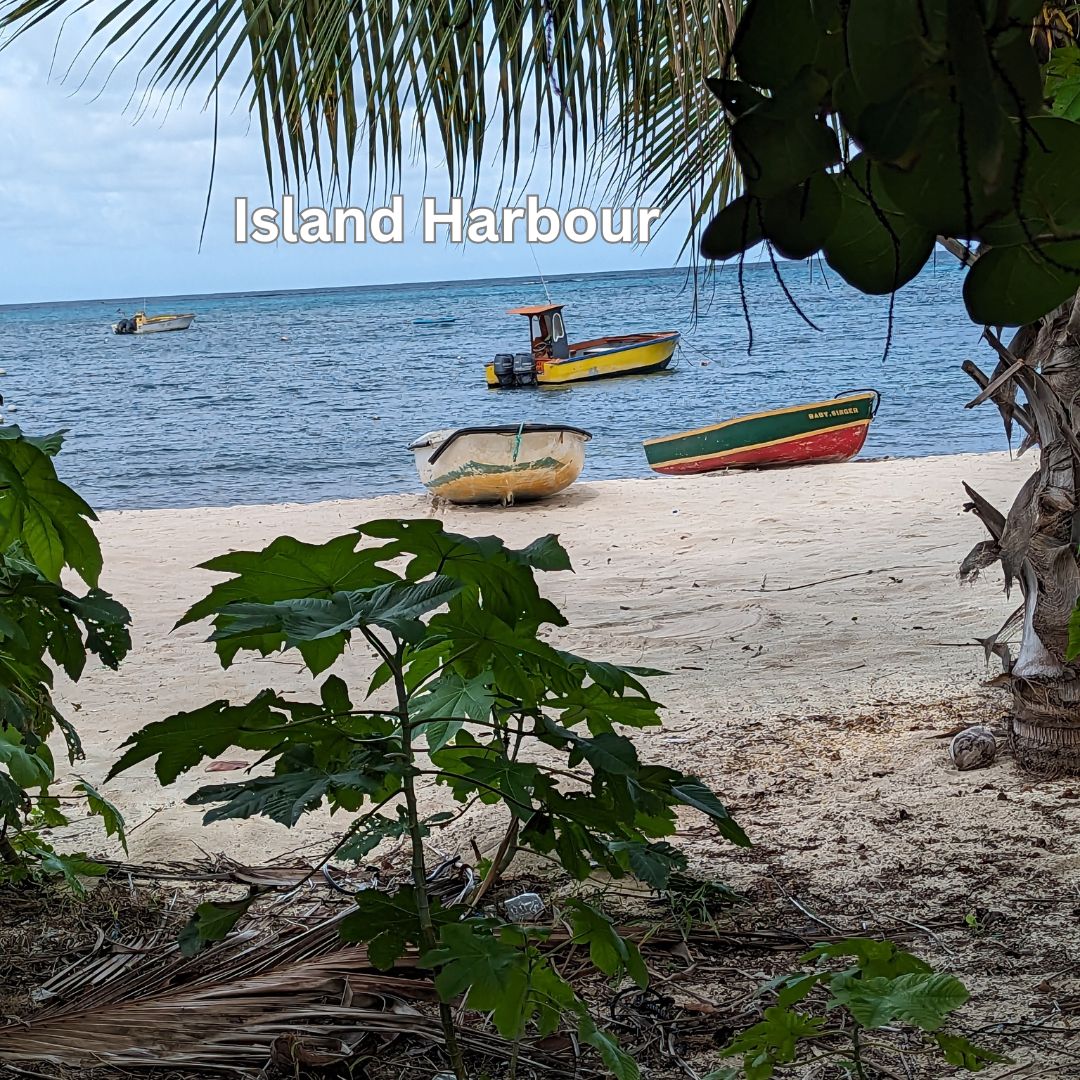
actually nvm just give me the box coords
[0,15,688,305]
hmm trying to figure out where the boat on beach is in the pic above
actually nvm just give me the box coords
[485,304,678,387]
[643,391,880,475]
[113,311,195,335]
[409,424,591,504]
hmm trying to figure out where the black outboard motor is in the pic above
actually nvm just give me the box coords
[493,353,515,387]
[513,352,538,386]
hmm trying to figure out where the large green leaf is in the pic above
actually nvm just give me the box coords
[979,117,1080,245]
[700,194,763,262]
[760,174,840,260]
[0,432,102,586]
[178,898,254,957]
[823,159,935,294]
[671,778,750,846]
[213,575,464,655]
[828,971,969,1031]
[731,0,837,91]
[963,242,1080,326]
[733,76,841,198]
[567,900,648,988]
[339,886,457,969]
[108,691,308,784]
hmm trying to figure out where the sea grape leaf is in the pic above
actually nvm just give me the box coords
[845,0,933,104]
[178,897,254,956]
[879,108,1017,236]
[700,195,763,261]
[824,159,935,294]
[733,79,841,199]
[567,900,648,988]
[731,0,833,91]
[828,971,969,1031]
[963,242,1080,326]
[978,117,1080,246]
[759,175,840,260]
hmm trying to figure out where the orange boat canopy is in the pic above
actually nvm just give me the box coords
[507,304,564,316]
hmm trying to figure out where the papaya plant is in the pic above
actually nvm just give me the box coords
[0,427,131,887]
[712,938,1007,1079]
[110,519,749,1075]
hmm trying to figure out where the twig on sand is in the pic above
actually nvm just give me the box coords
[746,567,924,593]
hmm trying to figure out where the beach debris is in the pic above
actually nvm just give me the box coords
[503,891,545,922]
[949,725,997,770]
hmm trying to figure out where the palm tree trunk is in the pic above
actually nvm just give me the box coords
[962,294,1080,773]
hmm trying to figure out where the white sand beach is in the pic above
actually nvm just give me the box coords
[42,449,1080,1070]
[55,450,1035,869]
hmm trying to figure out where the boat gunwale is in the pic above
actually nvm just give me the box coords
[642,391,878,448]
[410,424,593,463]
[560,331,679,363]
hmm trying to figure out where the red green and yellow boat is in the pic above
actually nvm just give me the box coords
[643,390,880,475]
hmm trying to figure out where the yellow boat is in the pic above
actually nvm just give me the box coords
[485,304,679,387]
[408,424,591,504]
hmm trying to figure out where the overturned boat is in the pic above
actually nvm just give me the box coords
[409,424,591,504]
[644,391,880,475]
[486,305,678,387]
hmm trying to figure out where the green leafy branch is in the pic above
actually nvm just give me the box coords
[710,938,1008,1079]
[0,428,131,887]
[112,518,748,1077]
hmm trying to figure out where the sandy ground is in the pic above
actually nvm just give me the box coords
[33,449,1080,1073]
[53,450,1032,865]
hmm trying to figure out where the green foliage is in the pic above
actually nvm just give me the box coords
[717,938,1007,1077]
[703,0,1080,326]
[0,430,131,886]
[178,898,256,956]
[118,518,747,1074]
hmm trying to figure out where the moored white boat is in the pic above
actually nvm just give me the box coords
[409,424,591,504]
[113,312,195,335]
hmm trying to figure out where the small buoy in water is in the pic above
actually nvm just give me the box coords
[7,404,17,412]
[372,415,381,420]
[949,725,997,770]
[0,369,7,375]
[280,336,288,342]
[701,360,710,366]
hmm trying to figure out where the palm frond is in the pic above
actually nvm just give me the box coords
[0,0,744,233]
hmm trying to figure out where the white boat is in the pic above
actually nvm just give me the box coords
[408,424,592,505]
[113,312,195,335]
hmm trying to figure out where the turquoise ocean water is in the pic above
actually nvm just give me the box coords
[0,258,1007,510]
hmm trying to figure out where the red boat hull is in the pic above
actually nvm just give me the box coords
[650,420,872,476]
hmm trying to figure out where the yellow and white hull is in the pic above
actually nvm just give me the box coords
[486,333,678,387]
[409,425,591,505]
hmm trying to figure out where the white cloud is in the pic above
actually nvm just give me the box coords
[0,13,682,303]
